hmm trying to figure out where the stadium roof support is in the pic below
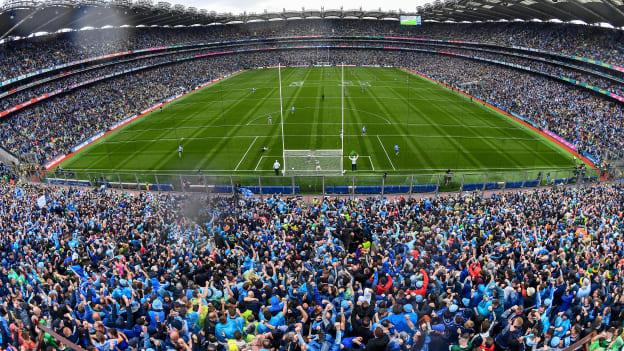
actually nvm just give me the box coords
[0,0,623,37]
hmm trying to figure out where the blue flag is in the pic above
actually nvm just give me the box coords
[70,265,90,296]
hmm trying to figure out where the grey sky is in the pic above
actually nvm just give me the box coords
[173,0,429,15]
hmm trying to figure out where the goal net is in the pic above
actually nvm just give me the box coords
[284,149,343,175]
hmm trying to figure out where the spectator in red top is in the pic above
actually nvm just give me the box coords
[469,259,482,279]
[374,274,393,295]
[406,269,429,297]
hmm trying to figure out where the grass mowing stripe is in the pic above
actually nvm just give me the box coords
[357,68,436,169]
[282,68,316,150]
[377,135,396,170]
[235,136,259,171]
[311,67,326,150]
[385,84,486,169]
[401,68,574,167]
[89,78,250,169]
[195,69,300,171]
[400,70,561,168]
[421,89,525,169]
[345,68,386,171]
[350,71,409,170]
[146,73,270,171]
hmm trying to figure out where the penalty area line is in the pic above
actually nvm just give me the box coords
[255,155,266,171]
[376,135,396,171]
[362,156,375,171]
[235,136,258,171]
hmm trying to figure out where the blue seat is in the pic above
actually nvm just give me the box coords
[47,178,92,187]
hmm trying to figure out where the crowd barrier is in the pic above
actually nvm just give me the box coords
[45,167,596,195]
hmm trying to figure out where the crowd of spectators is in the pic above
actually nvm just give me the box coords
[0,21,622,83]
[3,39,623,114]
[1,177,624,351]
[0,161,16,183]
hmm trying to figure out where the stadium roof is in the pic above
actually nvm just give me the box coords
[0,0,622,39]
[417,0,624,28]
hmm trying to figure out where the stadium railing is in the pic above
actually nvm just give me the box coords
[45,167,598,195]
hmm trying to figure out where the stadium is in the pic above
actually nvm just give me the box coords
[0,0,623,349]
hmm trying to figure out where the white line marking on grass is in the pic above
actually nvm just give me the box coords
[245,107,391,125]
[377,135,396,171]
[360,156,375,171]
[362,156,375,172]
[255,155,266,171]
[235,136,258,171]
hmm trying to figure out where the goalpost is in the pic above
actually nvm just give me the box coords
[280,63,345,175]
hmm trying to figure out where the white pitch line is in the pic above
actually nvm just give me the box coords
[377,135,396,171]
[255,155,267,171]
[363,156,375,171]
[235,136,258,171]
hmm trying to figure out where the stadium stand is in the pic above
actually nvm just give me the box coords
[0,181,623,350]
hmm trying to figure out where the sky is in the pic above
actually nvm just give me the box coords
[173,0,429,15]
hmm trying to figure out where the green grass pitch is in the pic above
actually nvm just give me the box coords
[59,67,577,182]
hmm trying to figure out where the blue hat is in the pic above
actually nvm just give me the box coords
[403,304,413,313]
[461,298,470,307]
[449,304,458,313]
[551,337,561,347]
[544,298,552,306]
[415,281,423,288]
[431,324,445,332]
[415,295,423,303]
[152,299,163,311]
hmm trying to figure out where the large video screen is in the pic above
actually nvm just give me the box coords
[400,15,422,25]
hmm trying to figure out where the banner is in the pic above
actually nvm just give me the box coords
[543,130,577,151]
